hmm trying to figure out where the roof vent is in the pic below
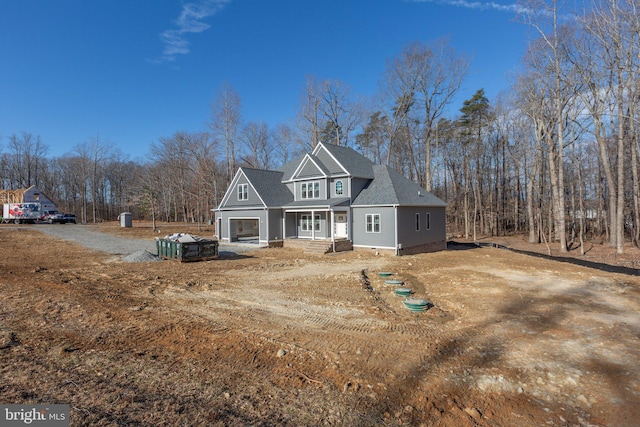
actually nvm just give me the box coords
[418,191,422,197]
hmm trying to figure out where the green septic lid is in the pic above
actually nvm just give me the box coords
[403,298,429,307]
[385,279,404,285]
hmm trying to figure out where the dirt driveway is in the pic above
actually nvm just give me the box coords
[1,223,639,426]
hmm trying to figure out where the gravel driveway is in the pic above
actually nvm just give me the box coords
[34,224,258,260]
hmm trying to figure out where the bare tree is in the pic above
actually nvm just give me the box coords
[297,75,322,150]
[318,79,362,147]
[272,123,302,167]
[520,0,574,253]
[7,133,48,189]
[209,82,242,185]
[241,121,272,169]
[383,40,468,190]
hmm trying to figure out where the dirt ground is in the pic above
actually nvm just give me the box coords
[1,222,640,426]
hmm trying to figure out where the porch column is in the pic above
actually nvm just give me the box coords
[311,209,315,240]
[282,211,286,239]
[331,210,335,252]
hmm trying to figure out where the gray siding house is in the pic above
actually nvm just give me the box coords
[214,142,447,255]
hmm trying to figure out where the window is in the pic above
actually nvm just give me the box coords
[335,180,343,196]
[416,213,420,231]
[301,214,321,232]
[366,214,380,233]
[301,215,311,231]
[237,183,248,201]
[426,213,431,230]
[301,181,320,199]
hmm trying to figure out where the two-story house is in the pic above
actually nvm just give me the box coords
[213,142,447,255]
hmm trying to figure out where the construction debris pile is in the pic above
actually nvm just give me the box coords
[163,233,207,243]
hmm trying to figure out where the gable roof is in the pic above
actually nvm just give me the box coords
[352,165,447,207]
[279,153,306,182]
[241,168,293,207]
[290,154,329,180]
[314,142,374,179]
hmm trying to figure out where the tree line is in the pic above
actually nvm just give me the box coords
[1,0,639,254]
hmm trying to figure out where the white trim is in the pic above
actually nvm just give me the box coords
[335,179,344,196]
[213,206,265,211]
[237,183,248,201]
[394,206,399,256]
[219,168,268,209]
[301,181,321,200]
[353,244,396,250]
[284,207,332,212]
[290,154,328,181]
[365,213,381,233]
[218,170,243,207]
[227,216,261,242]
[312,142,349,175]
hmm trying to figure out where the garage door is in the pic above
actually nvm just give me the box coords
[229,219,259,243]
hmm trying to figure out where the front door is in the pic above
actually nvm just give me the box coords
[334,214,347,239]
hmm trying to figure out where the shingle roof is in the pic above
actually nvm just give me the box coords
[278,154,306,181]
[316,143,375,179]
[241,168,293,207]
[352,165,447,207]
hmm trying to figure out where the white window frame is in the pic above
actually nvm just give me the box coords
[302,181,320,199]
[335,180,343,196]
[237,183,248,201]
[301,214,321,232]
[366,213,380,233]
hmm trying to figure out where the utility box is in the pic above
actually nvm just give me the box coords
[155,236,219,262]
[119,212,132,228]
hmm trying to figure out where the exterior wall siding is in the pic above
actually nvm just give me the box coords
[396,206,446,249]
[330,177,349,198]
[268,209,283,241]
[285,212,297,237]
[351,206,396,248]
[296,159,324,179]
[222,175,263,208]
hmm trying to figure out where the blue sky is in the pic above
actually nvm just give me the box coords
[0,0,530,161]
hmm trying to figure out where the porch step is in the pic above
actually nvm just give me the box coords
[284,239,353,254]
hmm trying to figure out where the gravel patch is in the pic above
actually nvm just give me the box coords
[33,224,259,261]
[122,250,163,263]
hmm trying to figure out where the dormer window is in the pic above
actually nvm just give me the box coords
[237,183,248,201]
[335,180,343,196]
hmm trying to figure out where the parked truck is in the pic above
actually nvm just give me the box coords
[2,202,43,224]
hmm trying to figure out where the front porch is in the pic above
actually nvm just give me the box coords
[284,238,353,255]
